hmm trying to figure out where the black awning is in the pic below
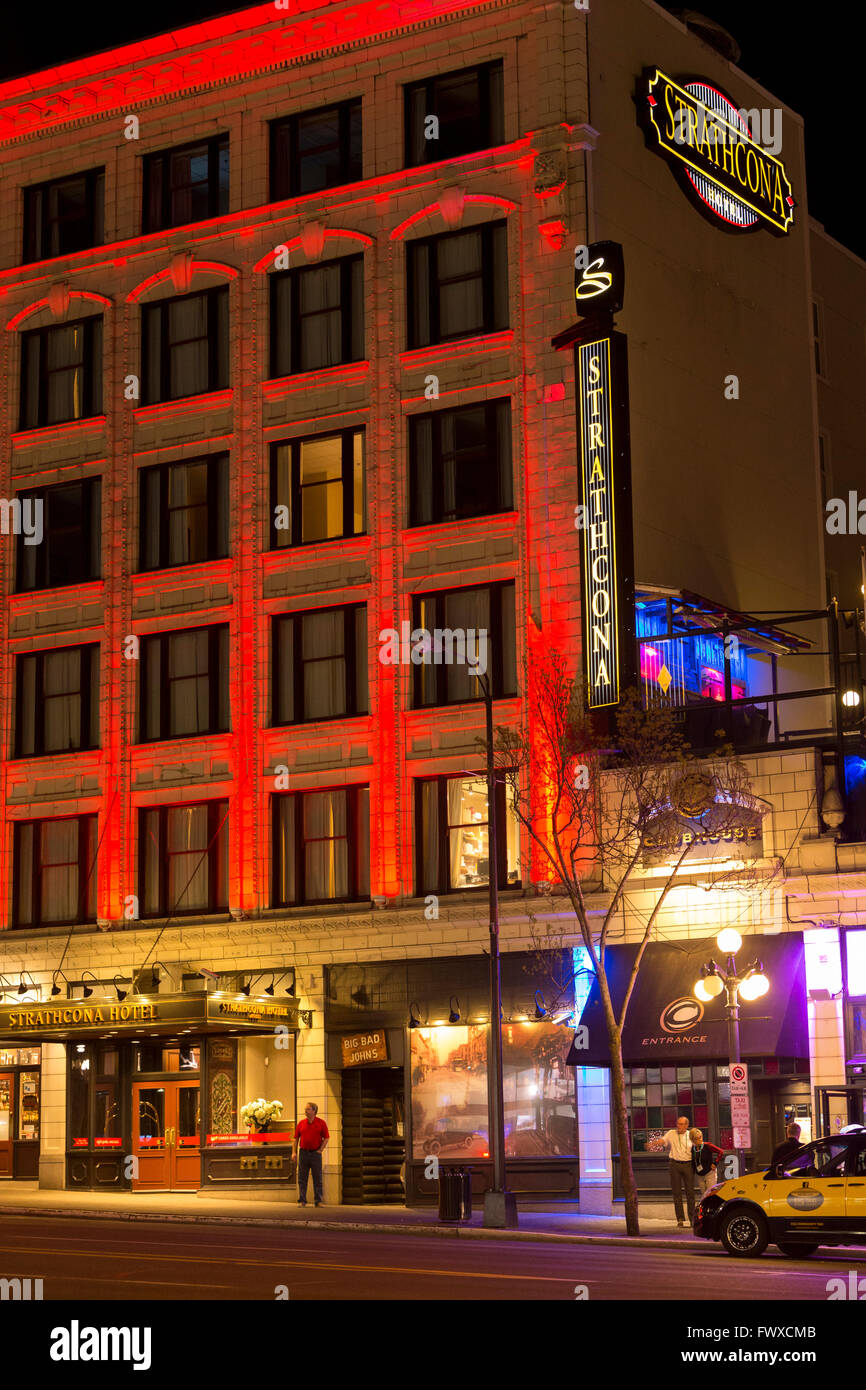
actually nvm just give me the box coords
[567,932,807,1065]
[0,991,299,1043]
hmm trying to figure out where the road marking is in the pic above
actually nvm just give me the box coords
[0,1244,574,1284]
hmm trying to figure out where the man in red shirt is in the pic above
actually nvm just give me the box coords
[294,1101,329,1206]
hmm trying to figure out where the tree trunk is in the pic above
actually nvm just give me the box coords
[597,973,641,1236]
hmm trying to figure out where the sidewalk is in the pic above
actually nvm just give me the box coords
[1,1184,864,1254]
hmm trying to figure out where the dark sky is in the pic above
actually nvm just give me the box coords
[1,2,859,257]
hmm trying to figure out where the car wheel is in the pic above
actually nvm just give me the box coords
[720,1208,769,1257]
[776,1242,819,1258]
[429,1140,441,1154]
[463,1136,473,1148]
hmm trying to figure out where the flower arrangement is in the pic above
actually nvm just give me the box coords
[240,1098,284,1133]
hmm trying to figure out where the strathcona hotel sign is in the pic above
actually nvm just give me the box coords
[637,68,795,235]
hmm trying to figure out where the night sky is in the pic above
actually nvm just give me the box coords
[0,2,858,257]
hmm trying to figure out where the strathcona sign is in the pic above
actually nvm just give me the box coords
[636,67,796,235]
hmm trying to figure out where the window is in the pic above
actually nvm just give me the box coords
[15,478,101,593]
[68,1044,124,1149]
[272,786,370,906]
[818,431,831,510]
[416,774,520,894]
[271,429,365,547]
[20,317,102,429]
[625,1065,712,1153]
[273,605,368,725]
[24,168,104,262]
[812,298,826,378]
[142,287,229,405]
[777,1139,849,1178]
[408,222,507,349]
[14,815,97,927]
[143,136,229,233]
[140,625,229,742]
[270,256,364,377]
[410,398,513,525]
[270,100,362,199]
[412,581,516,707]
[139,454,229,571]
[139,800,229,917]
[16,644,99,757]
[405,61,504,167]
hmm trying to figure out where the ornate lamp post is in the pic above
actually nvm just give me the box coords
[694,928,770,1178]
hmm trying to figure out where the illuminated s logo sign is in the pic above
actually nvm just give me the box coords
[660,997,705,1033]
[636,67,795,235]
[574,240,624,318]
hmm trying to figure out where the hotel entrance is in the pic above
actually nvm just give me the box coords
[132,1079,201,1191]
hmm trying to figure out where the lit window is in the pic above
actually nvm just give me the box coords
[416,774,520,893]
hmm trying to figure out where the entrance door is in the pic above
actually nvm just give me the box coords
[132,1080,201,1191]
[341,1067,405,1205]
[0,1074,13,1177]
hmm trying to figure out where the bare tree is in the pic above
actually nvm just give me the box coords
[493,647,766,1237]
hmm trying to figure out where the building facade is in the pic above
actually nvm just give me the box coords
[0,0,862,1206]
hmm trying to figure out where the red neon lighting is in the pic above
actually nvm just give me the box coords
[133,390,233,423]
[390,194,517,242]
[5,291,111,331]
[252,230,374,273]
[11,417,106,448]
[399,330,514,370]
[261,362,370,399]
[127,261,237,303]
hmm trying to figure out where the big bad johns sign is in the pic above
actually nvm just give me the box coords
[637,67,795,235]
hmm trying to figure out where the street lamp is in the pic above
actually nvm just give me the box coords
[477,670,517,1229]
[693,930,770,1178]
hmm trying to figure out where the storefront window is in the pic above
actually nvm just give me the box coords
[18,1072,40,1140]
[502,1022,577,1156]
[625,1064,716,1152]
[410,1025,489,1158]
[69,1046,91,1146]
[68,1043,125,1148]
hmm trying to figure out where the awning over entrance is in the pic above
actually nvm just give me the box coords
[0,991,299,1043]
[568,932,808,1064]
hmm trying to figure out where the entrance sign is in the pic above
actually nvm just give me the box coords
[575,333,635,707]
[730,1061,751,1148]
[637,67,795,235]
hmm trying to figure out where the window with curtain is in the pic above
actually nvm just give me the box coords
[142,287,229,404]
[14,815,97,927]
[140,625,229,741]
[143,136,229,233]
[20,317,103,429]
[272,787,369,906]
[139,454,229,571]
[273,604,367,724]
[407,222,507,349]
[15,478,101,593]
[410,398,513,525]
[416,775,520,894]
[270,255,364,378]
[15,644,99,757]
[404,61,504,167]
[271,429,365,547]
[139,800,228,917]
[270,100,362,199]
[412,581,516,707]
[24,168,104,262]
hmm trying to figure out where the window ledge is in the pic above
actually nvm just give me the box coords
[7,580,105,613]
[262,361,370,400]
[133,389,233,423]
[12,416,106,449]
[399,331,514,370]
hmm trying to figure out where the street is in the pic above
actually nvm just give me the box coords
[0,1216,863,1300]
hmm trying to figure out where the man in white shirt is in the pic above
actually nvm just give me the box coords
[649,1115,695,1227]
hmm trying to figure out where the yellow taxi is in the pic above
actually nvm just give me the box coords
[694,1129,866,1257]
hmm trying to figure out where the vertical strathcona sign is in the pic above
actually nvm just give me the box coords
[575,332,634,707]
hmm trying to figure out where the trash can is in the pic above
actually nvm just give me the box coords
[438,1165,472,1222]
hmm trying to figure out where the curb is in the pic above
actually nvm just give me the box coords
[0,1203,716,1249]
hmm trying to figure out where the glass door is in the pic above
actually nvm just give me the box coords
[0,1074,13,1177]
[170,1082,201,1190]
[132,1083,169,1190]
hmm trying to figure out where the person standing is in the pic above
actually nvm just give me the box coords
[295,1101,329,1207]
[689,1127,725,1195]
[648,1116,695,1227]
[769,1122,802,1169]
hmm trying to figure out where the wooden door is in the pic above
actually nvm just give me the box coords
[132,1082,170,1190]
[169,1081,201,1190]
[0,1074,13,1177]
